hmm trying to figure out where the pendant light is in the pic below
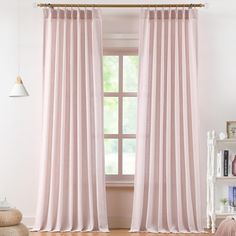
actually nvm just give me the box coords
[9,76,29,97]
[9,0,29,97]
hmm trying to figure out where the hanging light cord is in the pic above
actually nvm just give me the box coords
[17,0,20,76]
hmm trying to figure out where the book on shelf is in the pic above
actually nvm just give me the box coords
[216,150,235,177]
[216,150,223,177]
[224,150,229,176]
[228,186,236,212]
[229,186,235,207]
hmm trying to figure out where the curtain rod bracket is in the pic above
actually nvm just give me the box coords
[48,3,53,9]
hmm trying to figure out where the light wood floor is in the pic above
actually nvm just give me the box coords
[30,229,212,236]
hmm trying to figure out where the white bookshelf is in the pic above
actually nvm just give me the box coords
[207,131,236,233]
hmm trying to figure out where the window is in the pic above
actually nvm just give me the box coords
[103,49,138,182]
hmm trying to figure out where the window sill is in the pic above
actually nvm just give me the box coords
[106,181,134,188]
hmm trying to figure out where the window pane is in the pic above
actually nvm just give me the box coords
[123,97,137,134]
[123,139,136,175]
[104,97,118,134]
[123,56,139,92]
[103,56,119,92]
[105,139,118,175]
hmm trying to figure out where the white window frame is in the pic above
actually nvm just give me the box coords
[103,48,138,183]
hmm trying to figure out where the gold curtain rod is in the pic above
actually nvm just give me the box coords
[37,3,205,8]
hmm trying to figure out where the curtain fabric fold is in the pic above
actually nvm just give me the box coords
[33,8,108,232]
[130,9,203,233]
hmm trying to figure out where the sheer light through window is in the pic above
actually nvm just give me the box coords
[103,51,138,181]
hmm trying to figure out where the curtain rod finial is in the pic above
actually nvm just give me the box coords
[48,3,54,8]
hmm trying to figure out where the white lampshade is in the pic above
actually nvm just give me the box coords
[9,76,29,97]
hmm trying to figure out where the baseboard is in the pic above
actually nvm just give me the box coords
[22,216,35,229]
[23,216,207,230]
[22,216,131,229]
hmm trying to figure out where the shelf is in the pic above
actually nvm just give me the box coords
[216,139,236,144]
[216,211,236,217]
[216,176,236,180]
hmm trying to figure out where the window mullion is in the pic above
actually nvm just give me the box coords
[118,55,123,177]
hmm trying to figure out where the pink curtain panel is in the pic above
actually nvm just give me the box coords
[130,9,203,233]
[33,9,108,232]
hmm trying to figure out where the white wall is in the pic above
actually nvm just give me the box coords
[0,0,236,229]
[198,0,236,226]
[0,0,42,227]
